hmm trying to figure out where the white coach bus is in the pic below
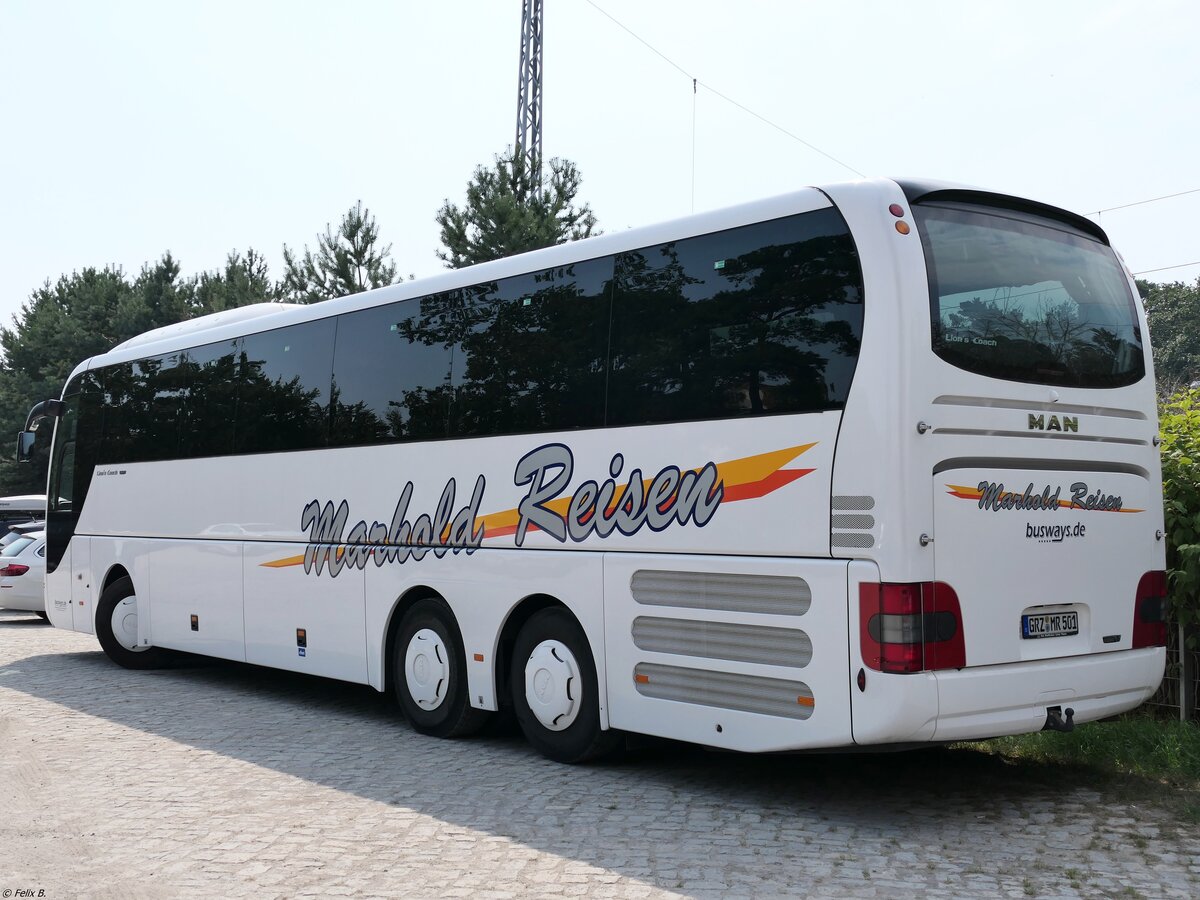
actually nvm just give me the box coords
[20,178,1167,762]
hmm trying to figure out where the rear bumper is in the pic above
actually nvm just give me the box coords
[930,648,1165,742]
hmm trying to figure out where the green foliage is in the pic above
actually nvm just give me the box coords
[436,148,598,269]
[1139,277,1200,394]
[0,251,276,495]
[968,714,1200,788]
[280,201,400,303]
[1160,388,1200,639]
[194,249,277,312]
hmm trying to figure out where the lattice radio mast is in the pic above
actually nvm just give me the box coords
[514,0,544,200]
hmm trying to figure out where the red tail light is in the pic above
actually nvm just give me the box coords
[1132,570,1167,649]
[859,582,966,673]
[0,564,29,576]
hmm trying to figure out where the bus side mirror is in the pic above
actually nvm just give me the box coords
[15,431,36,463]
[16,397,69,463]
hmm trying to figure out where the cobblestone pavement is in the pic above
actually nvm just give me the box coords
[1,610,1196,900]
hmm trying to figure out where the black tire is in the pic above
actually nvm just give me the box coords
[510,607,620,764]
[95,576,171,669]
[393,597,488,738]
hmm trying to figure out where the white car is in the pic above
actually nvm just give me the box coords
[0,530,46,619]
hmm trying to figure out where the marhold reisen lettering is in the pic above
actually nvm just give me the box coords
[299,443,725,577]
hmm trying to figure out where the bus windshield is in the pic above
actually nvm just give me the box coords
[917,202,1144,388]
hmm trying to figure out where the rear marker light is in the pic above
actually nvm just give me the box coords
[895,221,911,235]
[859,582,966,673]
[0,564,29,576]
[1132,571,1167,649]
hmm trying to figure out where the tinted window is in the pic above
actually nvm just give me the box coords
[450,259,612,436]
[138,352,188,461]
[45,371,101,571]
[181,339,241,457]
[238,319,335,453]
[607,208,864,426]
[331,298,454,445]
[918,202,1144,387]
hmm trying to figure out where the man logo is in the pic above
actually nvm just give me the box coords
[1028,414,1079,433]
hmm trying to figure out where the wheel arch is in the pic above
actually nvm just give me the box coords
[382,584,447,695]
[493,593,572,713]
[101,564,131,595]
[96,564,133,632]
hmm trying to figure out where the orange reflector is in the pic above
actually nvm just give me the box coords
[797,696,815,707]
[634,674,650,684]
[895,221,911,235]
[473,653,484,662]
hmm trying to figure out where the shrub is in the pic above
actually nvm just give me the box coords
[1160,388,1200,645]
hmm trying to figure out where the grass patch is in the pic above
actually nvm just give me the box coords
[962,714,1200,788]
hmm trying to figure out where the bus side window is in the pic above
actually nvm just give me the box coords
[181,339,241,458]
[607,207,864,427]
[238,319,336,454]
[449,258,612,438]
[330,296,455,446]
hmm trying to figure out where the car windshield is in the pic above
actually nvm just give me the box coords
[917,201,1144,388]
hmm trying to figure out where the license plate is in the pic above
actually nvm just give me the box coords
[1022,611,1079,639]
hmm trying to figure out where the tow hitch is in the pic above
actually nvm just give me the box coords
[1043,706,1075,733]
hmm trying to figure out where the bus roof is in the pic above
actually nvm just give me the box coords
[72,182,851,375]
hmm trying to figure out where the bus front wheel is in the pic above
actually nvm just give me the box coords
[95,577,170,669]
[510,607,619,763]
[393,597,487,738]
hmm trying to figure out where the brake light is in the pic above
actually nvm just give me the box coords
[1131,570,1168,649]
[0,564,29,576]
[859,582,966,673]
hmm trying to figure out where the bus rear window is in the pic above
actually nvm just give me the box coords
[916,202,1144,388]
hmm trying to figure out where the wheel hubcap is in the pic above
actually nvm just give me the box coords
[405,628,449,710]
[524,639,581,731]
[112,595,145,652]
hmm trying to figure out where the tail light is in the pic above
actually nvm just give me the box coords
[0,563,29,576]
[859,582,966,673]
[1132,570,1168,649]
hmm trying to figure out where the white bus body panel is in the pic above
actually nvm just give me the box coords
[72,412,842,716]
[244,542,366,682]
[934,466,1160,666]
[604,553,853,752]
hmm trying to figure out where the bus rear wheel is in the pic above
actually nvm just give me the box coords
[510,607,620,764]
[393,597,487,738]
[95,577,170,669]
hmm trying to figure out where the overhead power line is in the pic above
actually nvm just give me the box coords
[1086,188,1200,217]
[582,0,865,179]
[1132,261,1200,277]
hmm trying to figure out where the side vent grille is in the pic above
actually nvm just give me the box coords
[634,663,814,720]
[831,494,877,550]
[630,570,811,617]
[832,495,875,511]
[632,617,812,667]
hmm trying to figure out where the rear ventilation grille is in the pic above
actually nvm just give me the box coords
[631,570,811,616]
[832,514,875,529]
[831,495,877,550]
[634,663,814,720]
[833,495,875,511]
[632,616,812,668]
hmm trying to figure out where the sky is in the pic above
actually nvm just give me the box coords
[2,0,1198,331]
